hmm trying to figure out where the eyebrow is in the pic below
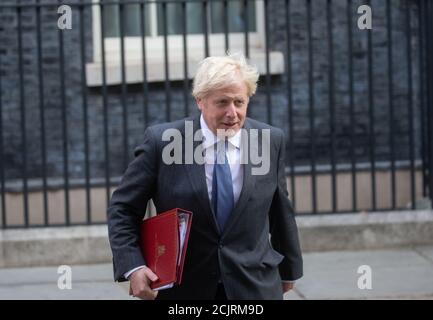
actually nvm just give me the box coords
[216,96,245,101]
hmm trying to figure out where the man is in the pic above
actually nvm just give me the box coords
[107,54,303,300]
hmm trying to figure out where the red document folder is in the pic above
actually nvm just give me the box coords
[139,208,193,290]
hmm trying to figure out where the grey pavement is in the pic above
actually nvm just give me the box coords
[1,245,433,300]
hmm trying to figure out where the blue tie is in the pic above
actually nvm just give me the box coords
[212,140,234,232]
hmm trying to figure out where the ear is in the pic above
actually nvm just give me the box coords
[195,97,204,111]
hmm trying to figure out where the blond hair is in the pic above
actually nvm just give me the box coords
[192,53,259,99]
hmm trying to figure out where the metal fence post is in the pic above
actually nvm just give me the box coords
[425,0,433,207]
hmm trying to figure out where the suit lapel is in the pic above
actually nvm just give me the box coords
[182,115,220,234]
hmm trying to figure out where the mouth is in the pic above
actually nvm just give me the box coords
[222,122,238,127]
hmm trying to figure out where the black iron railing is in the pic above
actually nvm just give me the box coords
[0,0,432,228]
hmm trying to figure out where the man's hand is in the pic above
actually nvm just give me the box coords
[129,266,159,300]
[282,282,295,293]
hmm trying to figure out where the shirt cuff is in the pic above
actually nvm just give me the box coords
[124,265,146,280]
[282,276,302,284]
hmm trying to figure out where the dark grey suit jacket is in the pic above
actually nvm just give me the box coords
[107,115,303,300]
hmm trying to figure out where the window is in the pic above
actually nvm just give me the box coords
[102,1,256,37]
[87,0,284,86]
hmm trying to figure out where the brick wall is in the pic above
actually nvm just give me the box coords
[0,0,423,182]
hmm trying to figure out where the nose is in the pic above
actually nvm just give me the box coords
[226,102,236,118]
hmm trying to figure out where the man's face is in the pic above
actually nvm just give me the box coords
[196,79,249,137]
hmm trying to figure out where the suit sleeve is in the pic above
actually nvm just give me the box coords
[269,130,303,281]
[107,127,158,282]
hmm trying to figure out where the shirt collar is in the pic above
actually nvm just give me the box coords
[200,114,241,150]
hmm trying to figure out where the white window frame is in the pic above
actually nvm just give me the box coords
[86,0,284,86]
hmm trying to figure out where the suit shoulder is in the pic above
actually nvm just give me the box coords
[245,118,285,138]
[134,118,193,156]
[146,117,195,138]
